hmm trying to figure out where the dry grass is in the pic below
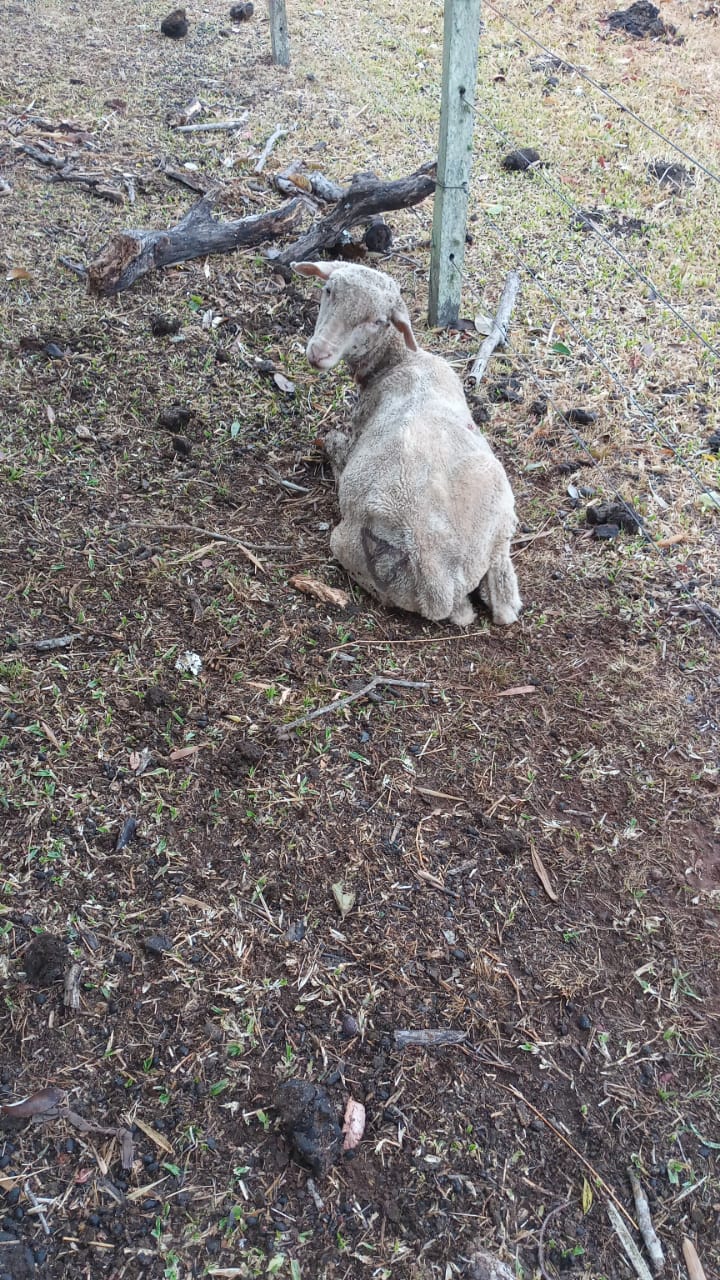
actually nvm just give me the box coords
[0,2,719,1279]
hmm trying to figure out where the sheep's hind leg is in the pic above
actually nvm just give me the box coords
[449,595,476,627]
[481,547,521,627]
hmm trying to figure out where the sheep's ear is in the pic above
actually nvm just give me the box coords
[291,261,336,280]
[390,303,418,352]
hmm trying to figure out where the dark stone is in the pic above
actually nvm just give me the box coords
[647,159,693,192]
[274,1080,342,1177]
[115,817,138,852]
[160,8,189,37]
[593,523,620,540]
[43,343,65,360]
[501,147,541,172]
[364,220,392,253]
[23,934,68,986]
[577,1013,592,1030]
[158,406,193,433]
[708,431,720,453]
[150,314,181,337]
[141,935,173,956]
[586,501,640,533]
[607,1,675,38]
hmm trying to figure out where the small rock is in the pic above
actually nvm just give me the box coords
[364,220,392,253]
[607,1,675,38]
[141,935,173,956]
[586,501,640,533]
[467,1245,516,1280]
[647,159,693,192]
[44,342,65,360]
[160,7,189,37]
[158,405,193,433]
[115,816,138,851]
[230,1,254,18]
[577,1013,592,1030]
[565,407,597,426]
[150,314,181,337]
[23,934,68,986]
[274,1079,342,1177]
[286,920,307,943]
[340,1013,359,1039]
[592,523,620,540]
[501,148,541,172]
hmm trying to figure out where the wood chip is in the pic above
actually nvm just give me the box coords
[289,575,350,608]
[394,1029,467,1048]
[342,1098,366,1151]
[495,684,538,698]
[682,1239,707,1280]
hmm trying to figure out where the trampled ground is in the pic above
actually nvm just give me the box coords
[0,2,718,1278]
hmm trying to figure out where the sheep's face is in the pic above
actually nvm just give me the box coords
[293,261,417,371]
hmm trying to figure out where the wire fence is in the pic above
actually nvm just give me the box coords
[300,2,720,643]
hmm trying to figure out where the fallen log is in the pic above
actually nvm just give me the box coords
[275,161,436,266]
[87,194,306,296]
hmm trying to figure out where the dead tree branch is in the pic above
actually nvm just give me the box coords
[278,675,430,736]
[87,194,306,295]
[276,161,437,266]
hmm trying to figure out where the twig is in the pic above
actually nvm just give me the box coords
[278,675,430,736]
[607,1202,654,1280]
[628,1168,665,1274]
[63,962,83,1011]
[57,256,88,277]
[23,1182,51,1236]
[501,1084,636,1228]
[253,125,288,174]
[174,114,249,133]
[131,522,265,573]
[393,1029,467,1048]
[682,1238,707,1280]
[31,634,80,652]
[468,270,521,383]
[265,464,309,494]
[306,1178,325,1211]
[538,1199,571,1280]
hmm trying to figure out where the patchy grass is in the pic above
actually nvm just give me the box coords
[0,1,718,1279]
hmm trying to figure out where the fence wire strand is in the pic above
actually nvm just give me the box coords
[483,0,720,190]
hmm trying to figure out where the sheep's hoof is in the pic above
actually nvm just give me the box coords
[492,605,520,627]
[449,601,476,627]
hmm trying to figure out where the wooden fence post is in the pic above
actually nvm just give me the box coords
[428,0,482,328]
[268,0,290,67]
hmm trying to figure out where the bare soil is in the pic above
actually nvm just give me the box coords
[0,2,718,1279]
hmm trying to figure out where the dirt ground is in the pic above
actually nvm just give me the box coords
[1,1,719,1278]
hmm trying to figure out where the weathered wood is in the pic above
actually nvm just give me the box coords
[276,162,436,266]
[428,0,482,327]
[268,0,290,66]
[87,194,305,296]
[468,270,521,383]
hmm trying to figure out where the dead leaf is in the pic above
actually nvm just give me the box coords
[495,685,537,698]
[289,575,350,609]
[117,1126,135,1170]
[169,745,201,761]
[128,748,153,774]
[129,1115,173,1154]
[0,1086,65,1118]
[531,848,558,902]
[75,424,94,441]
[40,720,61,750]
[342,1098,366,1151]
[273,372,295,395]
[6,267,32,282]
[46,405,56,424]
[331,882,355,920]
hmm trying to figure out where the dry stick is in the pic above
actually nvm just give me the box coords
[628,1168,665,1274]
[501,1084,637,1229]
[134,522,267,572]
[538,1198,571,1280]
[174,115,249,133]
[394,1029,467,1048]
[278,675,430,736]
[23,1182,51,1236]
[63,962,83,1011]
[682,1238,707,1280]
[254,125,288,175]
[468,270,521,383]
[607,1202,654,1280]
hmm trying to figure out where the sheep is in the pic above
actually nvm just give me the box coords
[292,260,522,628]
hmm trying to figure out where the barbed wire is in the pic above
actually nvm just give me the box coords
[478,209,720,513]
[463,95,719,361]
[483,0,720,190]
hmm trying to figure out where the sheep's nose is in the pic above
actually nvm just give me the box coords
[307,338,333,368]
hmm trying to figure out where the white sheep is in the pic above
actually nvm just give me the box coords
[293,261,522,628]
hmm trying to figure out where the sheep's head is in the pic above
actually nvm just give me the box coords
[292,261,417,371]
